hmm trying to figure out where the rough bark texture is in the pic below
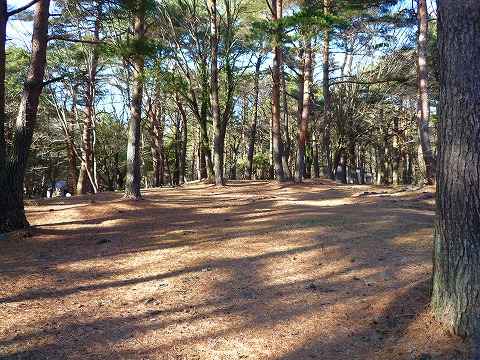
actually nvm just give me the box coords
[322,0,333,180]
[431,0,480,343]
[176,93,188,185]
[0,0,19,231]
[270,0,285,183]
[416,0,436,186]
[1,0,49,230]
[295,39,312,183]
[209,0,223,186]
[392,117,400,185]
[245,56,262,180]
[124,7,144,199]
[77,9,101,195]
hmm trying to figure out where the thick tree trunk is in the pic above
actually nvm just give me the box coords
[431,0,480,343]
[124,7,144,199]
[0,0,50,231]
[270,0,285,183]
[416,0,436,186]
[295,38,312,183]
[246,56,262,180]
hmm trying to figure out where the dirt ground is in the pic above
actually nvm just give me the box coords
[0,179,470,359]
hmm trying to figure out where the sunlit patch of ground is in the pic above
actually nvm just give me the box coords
[0,180,468,359]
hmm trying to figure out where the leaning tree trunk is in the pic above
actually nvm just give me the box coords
[431,0,480,344]
[124,7,144,199]
[1,0,49,230]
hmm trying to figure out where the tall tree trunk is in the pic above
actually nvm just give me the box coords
[77,8,101,194]
[270,0,285,183]
[295,38,312,183]
[392,116,400,185]
[0,0,14,231]
[280,50,291,180]
[431,0,480,343]
[322,0,333,180]
[246,56,262,180]
[348,140,358,184]
[124,6,144,199]
[66,109,78,193]
[209,0,223,186]
[1,0,49,230]
[417,0,436,185]
[176,93,188,184]
[312,118,320,178]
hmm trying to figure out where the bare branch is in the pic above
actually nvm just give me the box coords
[48,36,111,46]
[7,0,40,17]
[328,77,411,87]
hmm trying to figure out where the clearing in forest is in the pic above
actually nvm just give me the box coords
[0,180,468,359]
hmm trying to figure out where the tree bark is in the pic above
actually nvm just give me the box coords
[416,0,436,186]
[209,0,224,186]
[270,0,285,183]
[77,5,101,195]
[431,0,480,343]
[176,93,188,184]
[246,56,262,180]
[1,0,49,230]
[392,116,400,185]
[124,5,144,199]
[295,38,312,183]
[322,0,333,180]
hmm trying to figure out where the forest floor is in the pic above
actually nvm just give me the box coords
[0,179,470,360]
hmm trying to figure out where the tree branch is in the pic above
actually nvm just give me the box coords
[7,0,40,17]
[48,36,111,46]
[328,77,410,87]
[43,76,64,87]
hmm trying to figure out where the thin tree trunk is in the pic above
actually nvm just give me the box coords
[246,56,262,180]
[270,0,285,183]
[392,116,400,185]
[322,0,333,180]
[124,6,144,199]
[295,38,312,183]
[431,0,480,343]
[417,0,436,185]
[176,93,188,184]
[77,8,101,195]
[66,108,78,193]
[348,140,358,184]
[280,50,291,180]
[209,0,223,185]
[312,118,320,178]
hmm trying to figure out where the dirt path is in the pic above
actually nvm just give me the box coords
[0,180,468,359]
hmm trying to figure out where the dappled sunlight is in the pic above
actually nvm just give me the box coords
[278,198,356,207]
[1,181,467,359]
